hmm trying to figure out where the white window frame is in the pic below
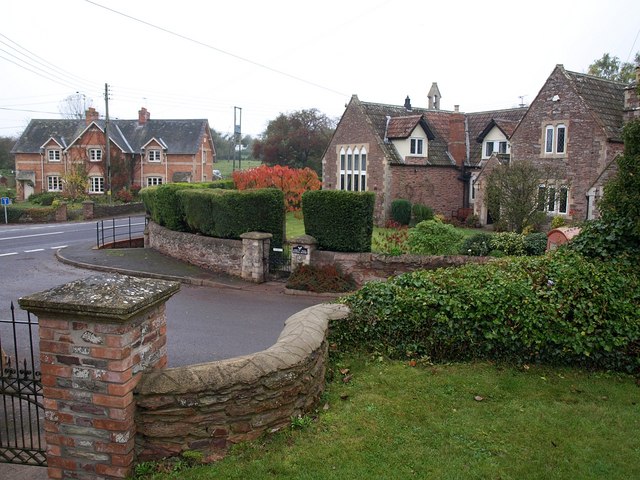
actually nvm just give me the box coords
[146,176,163,187]
[47,149,61,162]
[339,145,367,192]
[544,123,567,156]
[47,175,62,192]
[148,149,162,162]
[469,174,477,202]
[201,144,207,164]
[410,138,424,156]
[89,176,104,194]
[538,184,569,214]
[89,148,103,162]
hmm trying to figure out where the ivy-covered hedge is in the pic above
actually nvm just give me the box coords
[334,250,640,373]
[177,188,284,246]
[302,190,374,252]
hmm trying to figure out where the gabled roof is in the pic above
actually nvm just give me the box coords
[358,100,455,166]
[12,118,210,155]
[466,107,527,167]
[386,115,435,140]
[562,67,627,141]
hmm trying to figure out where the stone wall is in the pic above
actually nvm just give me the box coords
[134,303,349,461]
[148,221,244,277]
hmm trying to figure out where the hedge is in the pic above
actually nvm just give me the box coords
[177,188,284,246]
[334,250,640,373]
[391,198,412,225]
[302,190,374,252]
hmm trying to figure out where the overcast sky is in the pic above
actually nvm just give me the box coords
[1,0,639,140]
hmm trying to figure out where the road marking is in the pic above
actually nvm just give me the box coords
[0,252,18,257]
[24,248,45,253]
[0,231,64,241]
[50,245,68,249]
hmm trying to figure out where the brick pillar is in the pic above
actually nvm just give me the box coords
[290,234,317,270]
[240,232,272,283]
[83,200,95,220]
[54,202,67,222]
[19,274,179,480]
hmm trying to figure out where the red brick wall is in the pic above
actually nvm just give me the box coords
[390,165,463,218]
[511,67,624,221]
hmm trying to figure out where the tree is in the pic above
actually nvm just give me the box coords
[58,92,93,119]
[61,162,89,201]
[0,136,16,170]
[210,129,253,161]
[485,160,559,233]
[252,109,335,174]
[588,52,639,83]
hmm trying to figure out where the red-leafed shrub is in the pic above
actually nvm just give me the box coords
[286,264,356,293]
[232,165,320,212]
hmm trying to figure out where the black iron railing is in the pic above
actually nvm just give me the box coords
[96,215,148,248]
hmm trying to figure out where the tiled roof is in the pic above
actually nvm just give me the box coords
[563,69,626,141]
[466,108,527,167]
[359,101,455,166]
[12,118,209,155]
[386,115,422,139]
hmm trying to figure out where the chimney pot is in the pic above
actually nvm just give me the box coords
[138,107,150,125]
[404,96,412,111]
[85,107,100,125]
[454,105,459,112]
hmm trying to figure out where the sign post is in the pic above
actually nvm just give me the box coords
[1,196,10,224]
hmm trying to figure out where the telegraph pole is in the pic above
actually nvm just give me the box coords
[234,106,242,171]
[104,83,111,202]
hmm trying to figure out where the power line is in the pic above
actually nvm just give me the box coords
[85,0,349,98]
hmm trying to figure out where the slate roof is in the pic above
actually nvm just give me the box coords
[466,107,527,167]
[563,68,627,142]
[12,118,209,155]
[359,100,455,166]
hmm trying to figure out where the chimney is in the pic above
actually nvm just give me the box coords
[454,105,460,113]
[138,107,150,125]
[85,107,100,125]
[404,96,412,111]
[427,82,441,110]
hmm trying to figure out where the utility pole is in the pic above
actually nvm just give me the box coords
[104,83,112,203]
[234,106,242,171]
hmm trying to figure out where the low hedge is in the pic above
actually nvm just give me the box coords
[302,190,374,252]
[177,188,284,246]
[334,250,640,373]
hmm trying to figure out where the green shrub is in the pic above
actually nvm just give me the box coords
[335,250,640,373]
[178,188,285,246]
[411,203,434,225]
[303,190,374,252]
[551,215,566,229]
[286,264,356,293]
[391,199,412,225]
[0,187,16,202]
[29,191,60,206]
[460,232,493,256]
[524,232,548,255]
[206,179,235,190]
[407,219,464,255]
[490,231,526,256]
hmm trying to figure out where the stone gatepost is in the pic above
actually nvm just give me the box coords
[240,231,272,283]
[290,234,317,271]
[82,200,95,220]
[19,274,180,480]
[54,202,67,222]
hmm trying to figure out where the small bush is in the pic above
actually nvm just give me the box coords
[551,216,566,229]
[411,203,434,225]
[460,232,493,256]
[29,191,60,206]
[407,219,464,255]
[372,225,410,255]
[0,187,16,202]
[391,199,412,226]
[490,232,526,256]
[286,264,356,293]
[524,232,548,255]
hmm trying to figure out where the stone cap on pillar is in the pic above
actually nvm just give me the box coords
[240,231,273,241]
[291,235,317,246]
[18,273,180,322]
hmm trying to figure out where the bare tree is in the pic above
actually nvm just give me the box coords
[58,92,93,119]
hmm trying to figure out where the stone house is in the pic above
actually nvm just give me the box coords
[11,107,216,200]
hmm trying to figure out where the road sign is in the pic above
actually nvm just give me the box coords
[1,197,10,206]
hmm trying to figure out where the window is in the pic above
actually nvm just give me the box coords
[484,141,509,158]
[410,138,424,155]
[499,141,507,154]
[146,177,163,187]
[469,174,477,202]
[201,145,207,164]
[148,149,161,162]
[538,184,568,214]
[89,176,104,194]
[47,149,61,162]
[339,146,367,192]
[544,124,567,155]
[89,148,102,162]
[47,176,62,192]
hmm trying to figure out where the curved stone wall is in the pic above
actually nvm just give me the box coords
[134,303,350,461]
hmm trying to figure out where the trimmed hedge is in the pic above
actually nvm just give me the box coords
[391,199,412,225]
[177,188,285,246]
[407,219,464,255]
[302,190,374,252]
[334,250,640,373]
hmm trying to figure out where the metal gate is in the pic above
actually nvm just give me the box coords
[0,303,46,467]
[269,244,292,278]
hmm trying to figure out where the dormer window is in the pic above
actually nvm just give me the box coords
[89,148,102,162]
[148,149,161,162]
[410,138,424,155]
[484,141,508,157]
[47,149,61,162]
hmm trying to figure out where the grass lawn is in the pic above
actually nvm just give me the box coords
[137,355,639,479]
[215,159,262,178]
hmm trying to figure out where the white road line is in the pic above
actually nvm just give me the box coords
[0,231,64,241]
[50,245,68,249]
[0,252,18,257]
[24,248,45,253]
